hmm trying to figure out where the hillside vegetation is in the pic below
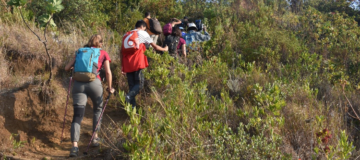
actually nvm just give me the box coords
[1,0,360,159]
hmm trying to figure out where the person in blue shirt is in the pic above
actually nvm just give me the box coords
[185,22,211,47]
[179,27,186,38]
[185,23,211,50]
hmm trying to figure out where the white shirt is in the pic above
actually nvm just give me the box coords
[136,30,153,45]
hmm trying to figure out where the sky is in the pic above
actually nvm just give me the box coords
[350,0,360,10]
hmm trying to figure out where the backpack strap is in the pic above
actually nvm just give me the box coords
[87,47,101,75]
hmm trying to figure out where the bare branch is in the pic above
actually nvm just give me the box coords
[18,7,42,42]
[19,7,53,84]
[347,113,360,121]
[343,91,360,120]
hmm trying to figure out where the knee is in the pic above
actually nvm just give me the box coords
[72,105,85,124]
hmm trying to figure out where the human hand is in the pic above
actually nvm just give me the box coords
[107,88,115,94]
[121,68,126,75]
[164,45,169,52]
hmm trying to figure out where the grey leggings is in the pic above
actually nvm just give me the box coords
[71,79,103,142]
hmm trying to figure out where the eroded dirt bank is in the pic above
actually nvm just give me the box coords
[0,84,127,159]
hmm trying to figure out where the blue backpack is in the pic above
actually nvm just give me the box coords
[73,47,101,82]
[195,20,202,31]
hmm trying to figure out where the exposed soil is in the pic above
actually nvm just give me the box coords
[0,84,128,160]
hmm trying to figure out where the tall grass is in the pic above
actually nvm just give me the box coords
[0,50,8,86]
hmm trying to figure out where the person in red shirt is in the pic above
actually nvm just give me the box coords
[65,34,115,157]
[177,27,187,58]
[163,18,182,36]
[121,20,168,108]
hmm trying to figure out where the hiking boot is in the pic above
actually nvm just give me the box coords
[125,95,131,103]
[125,94,136,109]
[69,147,79,157]
[91,137,103,147]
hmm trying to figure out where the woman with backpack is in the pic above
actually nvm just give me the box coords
[162,27,185,58]
[178,27,187,58]
[163,18,182,37]
[64,34,115,157]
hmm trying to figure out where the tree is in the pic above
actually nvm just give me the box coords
[7,0,64,85]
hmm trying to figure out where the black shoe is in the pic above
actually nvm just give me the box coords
[69,147,79,157]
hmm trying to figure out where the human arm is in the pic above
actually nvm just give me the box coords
[103,60,115,93]
[150,43,168,52]
[203,26,211,40]
[181,44,186,58]
[197,29,211,42]
[137,30,165,51]
[171,18,182,26]
[65,58,75,71]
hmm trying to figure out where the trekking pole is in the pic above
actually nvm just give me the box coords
[60,71,72,144]
[83,93,112,155]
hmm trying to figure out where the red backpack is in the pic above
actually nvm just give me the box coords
[121,30,148,73]
[121,30,140,54]
[163,23,172,36]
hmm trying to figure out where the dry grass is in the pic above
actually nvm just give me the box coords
[0,49,8,85]
[280,83,351,159]
[0,20,119,62]
[0,12,120,90]
[282,102,344,159]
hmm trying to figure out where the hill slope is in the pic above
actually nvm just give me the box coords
[2,0,360,159]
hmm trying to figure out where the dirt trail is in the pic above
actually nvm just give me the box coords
[0,84,127,159]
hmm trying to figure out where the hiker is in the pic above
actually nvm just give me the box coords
[175,16,189,31]
[177,27,187,58]
[180,26,186,38]
[121,20,168,108]
[185,22,211,47]
[181,16,189,31]
[64,34,115,157]
[143,12,159,45]
[162,27,184,58]
[163,18,182,37]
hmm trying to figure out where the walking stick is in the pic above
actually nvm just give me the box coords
[83,93,112,155]
[60,72,72,144]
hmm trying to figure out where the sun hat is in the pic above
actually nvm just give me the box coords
[187,23,197,30]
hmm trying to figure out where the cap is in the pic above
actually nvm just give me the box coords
[184,16,188,19]
[187,23,197,30]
